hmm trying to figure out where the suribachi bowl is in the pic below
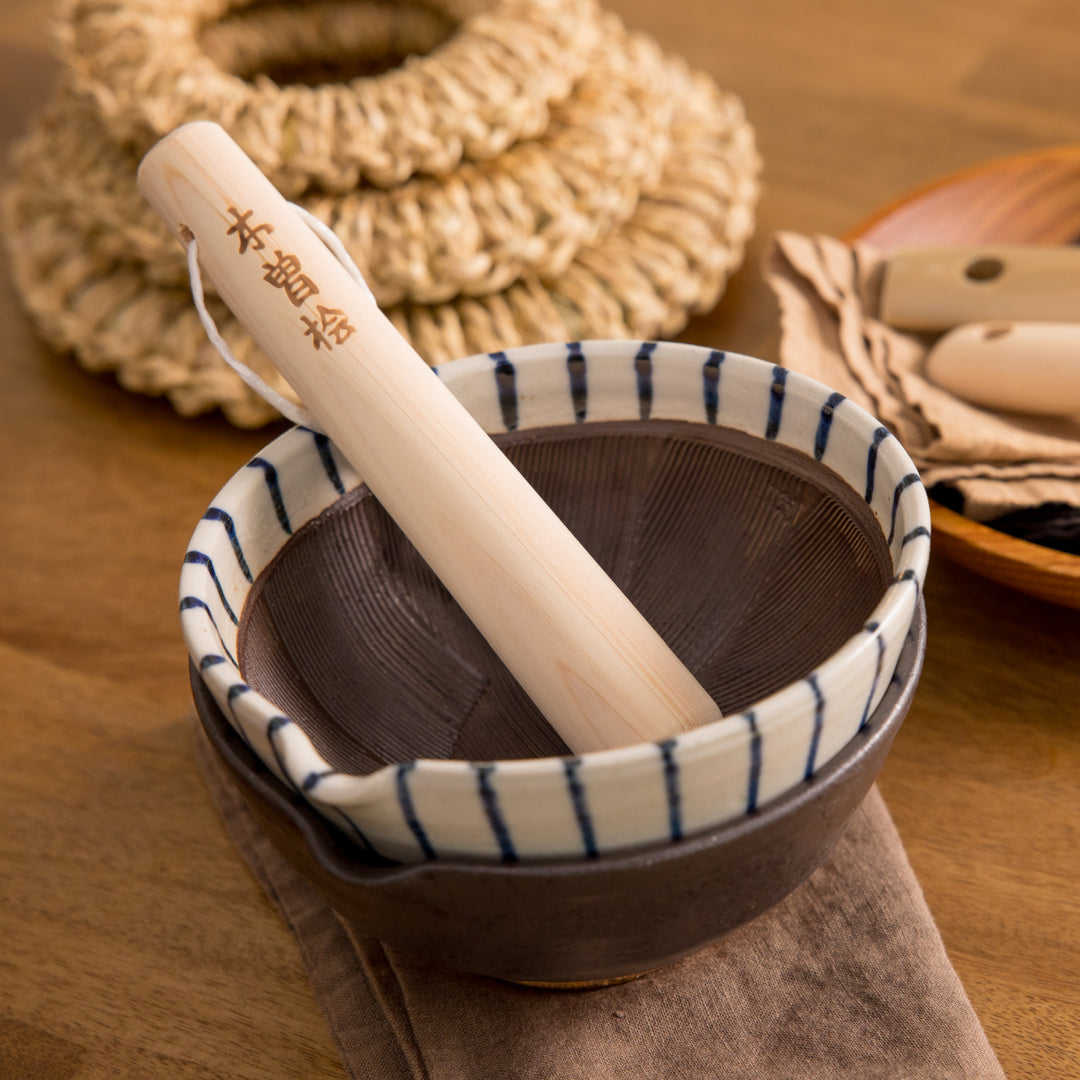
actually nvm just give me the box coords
[192,604,924,986]
[181,340,930,864]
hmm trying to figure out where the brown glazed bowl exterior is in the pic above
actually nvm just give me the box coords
[192,601,925,986]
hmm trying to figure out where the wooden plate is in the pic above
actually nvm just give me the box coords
[847,145,1080,609]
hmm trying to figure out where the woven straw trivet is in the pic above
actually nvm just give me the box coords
[57,0,603,192]
[4,0,760,427]
[17,19,677,306]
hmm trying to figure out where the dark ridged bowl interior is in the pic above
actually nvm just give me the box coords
[239,420,893,773]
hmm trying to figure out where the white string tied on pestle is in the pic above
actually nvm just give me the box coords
[184,201,377,430]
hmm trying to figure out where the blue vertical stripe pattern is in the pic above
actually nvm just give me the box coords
[814,392,846,461]
[744,712,762,813]
[179,596,237,667]
[635,341,657,421]
[183,551,238,625]
[859,623,885,732]
[226,682,251,709]
[246,458,292,535]
[305,429,345,495]
[703,350,724,424]
[888,473,922,545]
[804,674,825,780]
[302,768,337,791]
[226,683,255,752]
[563,758,598,858]
[474,764,518,864]
[892,568,919,603]
[490,351,518,431]
[902,525,930,547]
[865,427,890,503]
[396,762,436,859]
[265,716,300,792]
[266,715,291,735]
[765,366,788,440]
[657,739,683,841]
[566,342,587,421]
[202,508,253,583]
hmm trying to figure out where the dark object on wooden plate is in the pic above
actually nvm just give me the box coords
[192,602,925,986]
[987,503,1080,556]
[849,145,1080,609]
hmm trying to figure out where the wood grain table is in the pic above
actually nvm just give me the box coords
[2,2,1078,1077]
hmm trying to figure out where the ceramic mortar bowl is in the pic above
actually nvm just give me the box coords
[181,340,930,868]
[192,601,924,985]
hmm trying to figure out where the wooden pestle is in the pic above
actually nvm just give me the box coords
[925,321,1080,415]
[880,244,1080,331]
[138,122,722,753]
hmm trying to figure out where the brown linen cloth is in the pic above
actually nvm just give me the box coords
[193,727,1004,1080]
[766,231,1080,521]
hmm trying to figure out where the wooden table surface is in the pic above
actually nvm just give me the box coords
[2,2,1078,1077]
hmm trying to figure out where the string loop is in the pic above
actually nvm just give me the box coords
[184,201,377,429]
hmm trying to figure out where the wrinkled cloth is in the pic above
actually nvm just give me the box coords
[194,725,1004,1080]
[766,231,1080,520]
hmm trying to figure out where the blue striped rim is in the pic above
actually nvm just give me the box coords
[305,429,345,495]
[202,508,253,583]
[892,568,920,600]
[703,350,724,424]
[265,715,300,793]
[865,427,890,503]
[179,597,237,668]
[183,551,238,625]
[226,683,255,752]
[765,366,788,440]
[566,342,587,422]
[859,623,885,732]
[902,525,930,546]
[246,458,292,535]
[804,674,825,780]
[200,653,226,670]
[474,764,518,864]
[887,473,922,545]
[657,739,682,841]
[744,711,762,813]
[490,351,518,431]
[226,683,251,709]
[301,767,336,791]
[563,758,598,858]
[635,341,657,421]
[814,391,845,461]
[396,761,436,860]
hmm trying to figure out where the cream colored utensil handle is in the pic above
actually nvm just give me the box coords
[926,321,1080,415]
[139,121,722,752]
[881,245,1080,331]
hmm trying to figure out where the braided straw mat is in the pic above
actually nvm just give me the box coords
[3,0,760,426]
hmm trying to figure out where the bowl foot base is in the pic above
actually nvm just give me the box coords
[508,968,658,991]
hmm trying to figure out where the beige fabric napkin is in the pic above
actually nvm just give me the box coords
[193,726,1005,1080]
[766,231,1080,521]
